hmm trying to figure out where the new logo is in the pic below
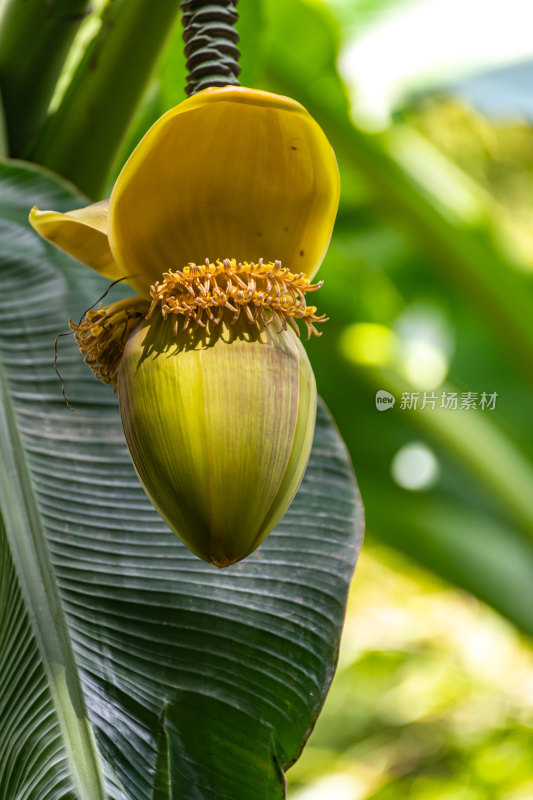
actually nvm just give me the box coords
[375,390,396,411]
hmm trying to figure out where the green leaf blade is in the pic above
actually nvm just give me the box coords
[0,207,110,799]
[0,159,363,799]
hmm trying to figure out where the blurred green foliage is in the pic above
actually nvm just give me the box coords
[253,0,533,637]
[287,546,533,799]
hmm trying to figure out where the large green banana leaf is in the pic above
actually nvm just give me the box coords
[0,159,363,800]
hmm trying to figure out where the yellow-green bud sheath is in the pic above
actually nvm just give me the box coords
[117,314,316,567]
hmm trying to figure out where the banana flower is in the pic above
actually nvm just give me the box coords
[30,86,339,567]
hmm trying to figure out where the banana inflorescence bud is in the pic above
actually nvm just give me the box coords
[31,87,340,567]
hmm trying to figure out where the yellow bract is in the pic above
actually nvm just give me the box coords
[29,200,120,280]
[110,87,339,298]
[29,87,339,297]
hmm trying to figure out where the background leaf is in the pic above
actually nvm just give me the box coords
[0,159,363,798]
[26,0,182,199]
[248,0,533,638]
[0,0,91,156]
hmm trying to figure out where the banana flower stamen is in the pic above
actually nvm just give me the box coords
[147,258,327,339]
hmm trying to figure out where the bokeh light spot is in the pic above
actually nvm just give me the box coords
[340,322,396,366]
[391,441,439,490]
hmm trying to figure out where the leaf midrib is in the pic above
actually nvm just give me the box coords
[0,354,106,800]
